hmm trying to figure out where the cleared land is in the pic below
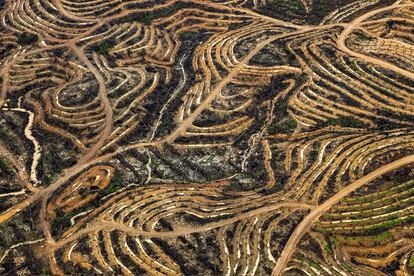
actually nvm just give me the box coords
[0,0,414,275]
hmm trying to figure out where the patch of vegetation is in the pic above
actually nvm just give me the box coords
[309,261,321,270]
[52,208,76,235]
[386,20,395,30]
[17,32,39,46]
[180,31,200,42]
[40,268,53,276]
[141,13,157,24]
[373,231,391,243]
[324,243,332,254]
[409,254,414,268]
[342,262,354,272]
[55,208,71,223]
[364,215,414,234]
[0,157,12,174]
[92,40,116,55]
[327,116,367,128]
[102,175,123,195]
[270,0,302,10]
[282,119,298,129]
[78,187,89,199]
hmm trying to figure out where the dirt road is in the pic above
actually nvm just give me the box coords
[272,2,414,274]
[37,43,114,243]
[272,154,414,275]
[69,45,113,163]
[0,17,369,235]
[162,28,315,143]
[51,201,315,250]
[337,2,414,80]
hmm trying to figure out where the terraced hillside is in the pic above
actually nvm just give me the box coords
[0,0,414,275]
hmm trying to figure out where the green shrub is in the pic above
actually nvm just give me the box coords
[342,262,353,272]
[141,13,156,23]
[410,254,414,267]
[40,268,52,276]
[327,116,367,128]
[0,157,11,174]
[373,231,391,243]
[92,40,116,55]
[285,119,297,129]
[103,175,122,195]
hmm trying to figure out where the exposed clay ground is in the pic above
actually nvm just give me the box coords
[1,0,414,275]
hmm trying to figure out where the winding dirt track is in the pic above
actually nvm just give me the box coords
[0,0,381,229]
[1,13,304,243]
[163,34,302,143]
[272,154,414,275]
[1,0,414,274]
[337,1,414,79]
[272,2,414,274]
[69,44,113,163]
[51,201,315,250]
[37,43,114,243]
